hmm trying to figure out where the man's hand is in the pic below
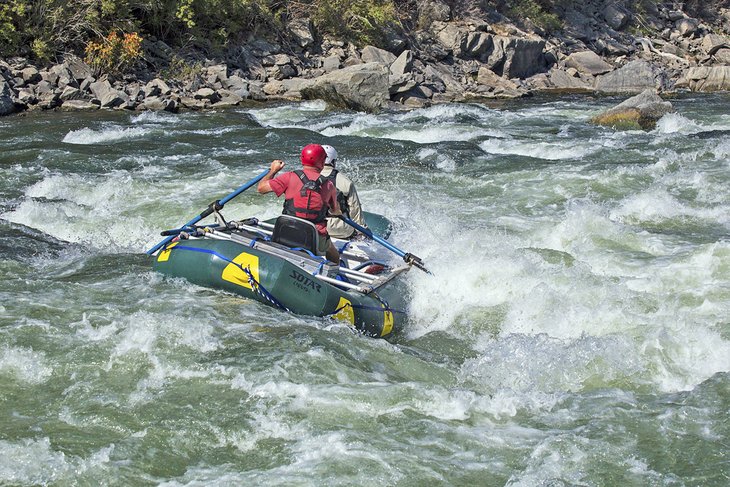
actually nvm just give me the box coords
[258,160,285,194]
[270,160,284,174]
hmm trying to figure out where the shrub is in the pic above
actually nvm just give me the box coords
[85,31,143,75]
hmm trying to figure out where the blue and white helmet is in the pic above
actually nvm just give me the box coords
[322,144,338,167]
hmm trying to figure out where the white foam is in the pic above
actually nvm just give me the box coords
[62,126,153,144]
[0,346,53,384]
[479,137,601,160]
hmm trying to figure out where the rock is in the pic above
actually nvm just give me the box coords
[21,67,41,84]
[64,55,94,81]
[61,100,99,110]
[289,18,314,48]
[432,22,467,57]
[144,78,172,98]
[99,90,127,108]
[464,32,493,59]
[389,74,417,95]
[418,0,451,28]
[180,96,209,110]
[682,66,730,91]
[214,90,244,107]
[476,66,522,93]
[194,87,219,102]
[547,68,593,92]
[603,4,629,31]
[676,18,699,37]
[89,80,114,100]
[595,60,661,94]
[138,96,177,112]
[591,89,673,130]
[360,46,396,66]
[565,51,613,76]
[424,63,464,95]
[701,34,730,55]
[389,50,413,77]
[502,37,547,79]
[300,62,389,113]
[59,86,82,101]
[322,55,341,73]
[16,88,36,105]
[714,48,730,64]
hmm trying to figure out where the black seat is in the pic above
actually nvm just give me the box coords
[271,215,323,256]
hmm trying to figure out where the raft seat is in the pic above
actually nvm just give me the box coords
[271,215,324,257]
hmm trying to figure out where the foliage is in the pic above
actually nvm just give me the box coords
[307,0,399,46]
[505,0,562,34]
[85,31,143,75]
[160,54,203,81]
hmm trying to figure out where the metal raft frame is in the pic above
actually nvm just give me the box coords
[171,220,410,296]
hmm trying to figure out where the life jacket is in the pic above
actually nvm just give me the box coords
[282,170,329,224]
[323,169,350,218]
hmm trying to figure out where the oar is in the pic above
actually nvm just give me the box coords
[338,215,432,275]
[146,169,269,255]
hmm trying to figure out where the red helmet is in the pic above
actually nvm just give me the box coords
[300,144,326,169]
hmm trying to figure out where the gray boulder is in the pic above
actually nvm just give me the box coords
[681,66,730,91]
[289,18,314,48]
[300,63,389,113]
[361,46,396,66]
[389,50,413,77]
[603,4,629,31]
[591,89,673,130]
[418,0,450,27]
[565,51,613,76]
[595,61,661,94]
[61,100,99,111]
[547,68,594,92]
[490,36,546,79]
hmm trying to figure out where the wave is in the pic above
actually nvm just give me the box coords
[62,126,153,145]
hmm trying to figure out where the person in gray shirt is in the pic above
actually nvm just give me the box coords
[320,145,368,239]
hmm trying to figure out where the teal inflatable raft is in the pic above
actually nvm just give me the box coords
[151,212,410,338]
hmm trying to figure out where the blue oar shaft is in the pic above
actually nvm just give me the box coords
[340,216,431,274]
[341,216,405,257]
[146,169,269,255]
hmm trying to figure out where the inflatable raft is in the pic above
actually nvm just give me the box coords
[151,212,410,338]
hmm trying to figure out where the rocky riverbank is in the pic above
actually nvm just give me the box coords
[1,0,729,116]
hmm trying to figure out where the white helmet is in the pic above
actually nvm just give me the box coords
[322,144,338,167]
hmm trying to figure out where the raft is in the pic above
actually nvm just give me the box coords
[151,212,409,338]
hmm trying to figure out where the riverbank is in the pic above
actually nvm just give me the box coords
[1,0,729,116]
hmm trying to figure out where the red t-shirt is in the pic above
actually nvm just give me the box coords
[269,169,337,235]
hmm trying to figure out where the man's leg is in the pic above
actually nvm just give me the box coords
[325,240,340,265]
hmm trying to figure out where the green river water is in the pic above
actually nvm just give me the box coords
[1,94,729,486]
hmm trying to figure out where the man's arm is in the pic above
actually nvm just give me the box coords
[347,184,367,227]
[257,160,285,194]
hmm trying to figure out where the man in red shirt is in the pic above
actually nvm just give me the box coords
[258,144,342,264]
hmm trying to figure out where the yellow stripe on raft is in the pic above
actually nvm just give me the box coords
[333,297,355,326]
[157,242,179,262]
[382,310,394,337]
[221,252,260,290]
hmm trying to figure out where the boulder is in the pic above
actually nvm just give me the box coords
[432,22,468,57]
[418,0,451,28]
[322,55,341,73]
[603,4,629,31]
[591,89,673,130]
[64,55,94,81]
[138,96,177,112]
[701,34,730,55]
[300,62,389,113]
[595,60,660,94]
[144,78,172,98]
[289,18,315,48]
[676,18,698,37]
[20,67,42,84]
[565,51,613,76]
[476,66,524,97]
[682,66,730,91]
[389,50,413,77]
[61,100,99,111]
[360,45,396,66]
[490,36,546,79]
[547,68,594,92]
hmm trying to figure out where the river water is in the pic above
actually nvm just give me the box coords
[1,94,729,485]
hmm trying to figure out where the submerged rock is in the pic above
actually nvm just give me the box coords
[591,89,673,130]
